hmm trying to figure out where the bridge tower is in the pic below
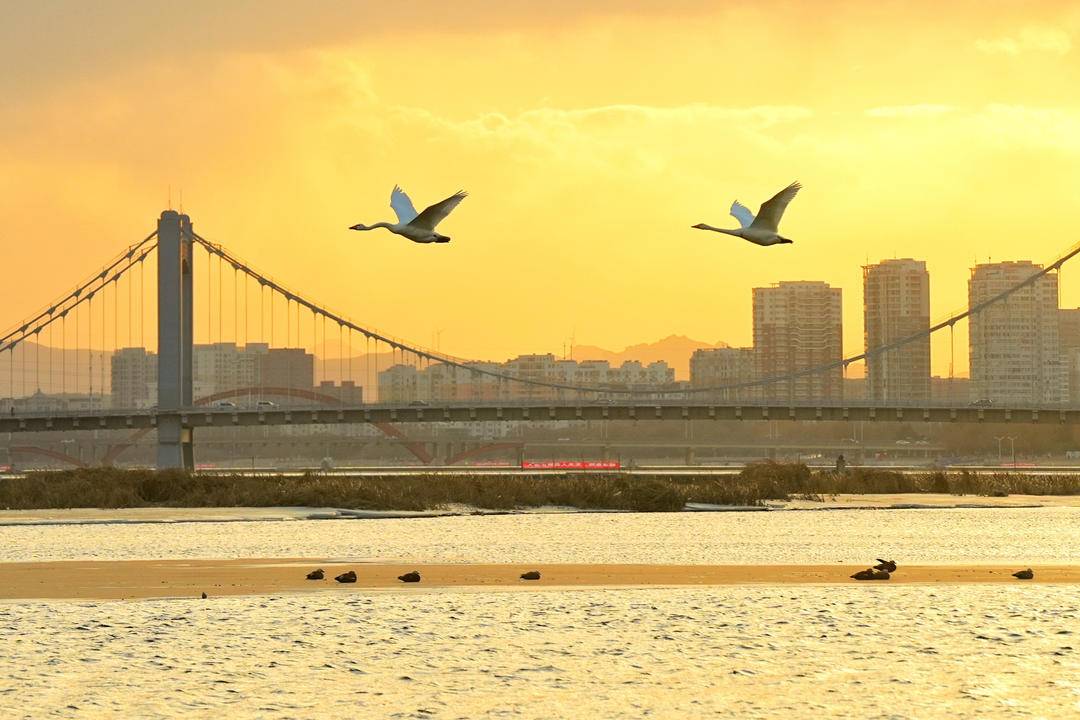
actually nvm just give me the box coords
[156,211,195,470]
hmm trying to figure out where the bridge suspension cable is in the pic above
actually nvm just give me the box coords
[190,232,1080,398]
[0,232,157,350]
[1,233,158,408]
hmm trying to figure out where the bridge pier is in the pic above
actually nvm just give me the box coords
[156,211,195,471]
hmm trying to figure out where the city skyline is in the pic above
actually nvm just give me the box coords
[8,253,1080,409]
[6,252,1080,395]
[6,252,1080,386]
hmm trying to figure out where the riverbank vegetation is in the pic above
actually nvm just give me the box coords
[0,464,1076,513]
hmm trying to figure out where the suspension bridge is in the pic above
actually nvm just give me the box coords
[3,210,1080,471]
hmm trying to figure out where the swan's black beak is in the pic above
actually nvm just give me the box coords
[691,223,707,230]
[348,224,362,231]
[780,238,794,244]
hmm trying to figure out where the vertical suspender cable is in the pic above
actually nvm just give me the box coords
[139,256,144,354]
[101,278,107,402]
[259,282,265,402]
[128,260,132,350]
[87,290,93,403]
[288,294,294,389]
[218,251,223,346]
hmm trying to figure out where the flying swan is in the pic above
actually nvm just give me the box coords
[349,186,467,243]
[692,182,802,246]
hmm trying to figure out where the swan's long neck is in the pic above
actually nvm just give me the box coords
[699,225,743,237]
[353,221,395,231]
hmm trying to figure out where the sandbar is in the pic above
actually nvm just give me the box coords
[1,559,1076,600]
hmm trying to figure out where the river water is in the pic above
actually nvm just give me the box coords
[1,508,1077,718]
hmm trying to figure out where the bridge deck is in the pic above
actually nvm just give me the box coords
[3,402,1080,434]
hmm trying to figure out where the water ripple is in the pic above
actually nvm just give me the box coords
[1,586,1076,718]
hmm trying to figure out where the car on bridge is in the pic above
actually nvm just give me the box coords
[213,400,238,409]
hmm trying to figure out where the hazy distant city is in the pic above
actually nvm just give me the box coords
[3,257,1077,414]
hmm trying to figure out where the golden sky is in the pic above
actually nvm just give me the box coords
[3,1,1080,375]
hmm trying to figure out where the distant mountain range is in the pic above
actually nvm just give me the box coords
[572,335,729,381]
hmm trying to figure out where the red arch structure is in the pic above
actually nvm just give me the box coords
[10,446,88,468]
[101,427,154,467]
[98,387,435,466]
[194,387,344,407]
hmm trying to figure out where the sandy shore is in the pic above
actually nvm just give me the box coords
[1,559,1076,600]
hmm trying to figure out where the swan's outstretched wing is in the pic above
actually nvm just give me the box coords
[730,200,755,229]
[408,190,467,231]
[751,182,801,231]
[390,185,420,224]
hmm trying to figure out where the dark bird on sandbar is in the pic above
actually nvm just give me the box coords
[520,570,541,581]
[306,568,325,580]
[851,568,890,581]
[335,570,357,583]
[1012,568,1034,580]
[201,592,207,599]
[398,571,421,583]
[873,559,897,573]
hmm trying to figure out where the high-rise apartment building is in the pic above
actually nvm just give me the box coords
[190,343,314,401]
[113,343,318,407]
[689,347,759,401]
[753,281,843,402]
[968,261,1065,404]
[863,259,930,402]
[192,343,261,399]
[259,347,315,393]
[1059,308,1080,403]
[110,347,157,409]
